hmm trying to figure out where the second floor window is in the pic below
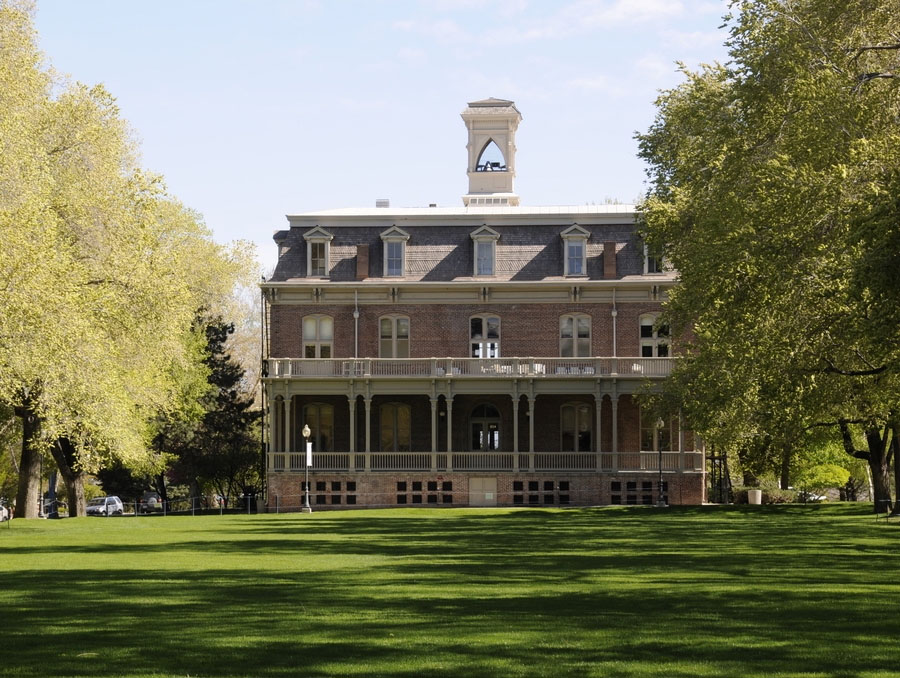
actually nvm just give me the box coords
[560,314,591,357]
[379,316,409,358]
[303,315,333,358]
[640,315,669,357]
[470,315,500,358]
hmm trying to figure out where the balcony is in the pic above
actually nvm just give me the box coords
[265,357,673,380]
[267,450,703,474]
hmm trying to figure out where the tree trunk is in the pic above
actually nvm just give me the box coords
[889,424,900,517]
[13,397,41,519]
[50,438,87,517]
[865,427,891,513]
[780,445,791,490]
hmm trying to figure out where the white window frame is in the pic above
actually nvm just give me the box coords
[643,242,666,275]
[380,226,409,277]
[639,314,669,357]
[303,226,333,278]
[470,225,500,277]
[561,224,590,277]
[303,314,334,358]
[379,316,410,358]
[560,314,591,357]
[470,314,500,358]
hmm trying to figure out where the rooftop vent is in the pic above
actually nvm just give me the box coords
[429,203,437,208]
[375,198,390,208]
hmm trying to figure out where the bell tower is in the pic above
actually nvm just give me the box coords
[461,98,522,207]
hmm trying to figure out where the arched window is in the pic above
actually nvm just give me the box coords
[639,314,669,357]
[380,402,411,452]
[303,315,333,358]
[470,315,500,358]
[470,404,500,451]
[475,139,506,171]
[379,316,410,358]
[303,403,333,452]
[560,314,591,357]
[561,403,592,452]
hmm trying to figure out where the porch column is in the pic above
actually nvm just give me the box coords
[446,396,454,471]
[595,393,603,470]
[611,394,619,457]
[284,395,292,453]
[430,398,438,471]
[268,395,279,455]
[364,397,372,471]
[527,395,535,472]
[678,409,684,471]
[512,394,520,454]
[348,396,356,454]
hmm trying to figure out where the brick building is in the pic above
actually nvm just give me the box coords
[261,98,704,510]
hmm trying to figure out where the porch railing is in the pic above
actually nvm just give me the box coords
[267,450,703,474]
[266,357,674,380]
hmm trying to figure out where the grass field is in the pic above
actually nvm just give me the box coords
[1,504,898,677]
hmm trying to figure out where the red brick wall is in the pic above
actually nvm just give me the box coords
[270,302,665,359]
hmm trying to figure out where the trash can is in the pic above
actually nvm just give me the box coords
[748,489,762,505]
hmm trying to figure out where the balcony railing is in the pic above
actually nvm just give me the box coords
[266,357,674,379]
[267,450,703,474]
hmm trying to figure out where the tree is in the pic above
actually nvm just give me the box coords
[155,318,261,509]
[636,0,900,509]
[0,2,256,517]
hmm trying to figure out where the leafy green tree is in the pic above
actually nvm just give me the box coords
[637,0,900,509]
[0,1,255,517]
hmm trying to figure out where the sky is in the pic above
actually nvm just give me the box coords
[33,0,732,274]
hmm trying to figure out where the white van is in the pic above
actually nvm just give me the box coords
[86,496,124,516]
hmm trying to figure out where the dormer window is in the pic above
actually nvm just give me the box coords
[561,224,590,276]
[644,242,666,275]
[470,225,500,277]
[303,226,333,278]
[380,226,409,277]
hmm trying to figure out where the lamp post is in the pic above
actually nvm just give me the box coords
[302,424,313,513]
[656,418,667,507]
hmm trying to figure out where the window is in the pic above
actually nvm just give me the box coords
[561,224,590,276]
[470,225,500,276]
[303,403,333,452]
[640,315,669,357]
[380,403,411,452]
[644,242,666,274]
[380,226,409,277]
[303,226,333,277]
[561,403,592,452]
[379,316,410,358]
[303,315,333,358]
[560,314,591,357]
[470,316,500,358]
[640,410,679,451]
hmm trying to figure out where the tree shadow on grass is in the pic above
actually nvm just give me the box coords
[1,505,897,677]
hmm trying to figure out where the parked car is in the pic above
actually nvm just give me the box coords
[86,496,124,516]
[139,491,163,514]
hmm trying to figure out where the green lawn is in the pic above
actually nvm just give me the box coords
[1,504,898,677]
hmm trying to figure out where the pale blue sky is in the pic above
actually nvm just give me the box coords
[34,0,730,273]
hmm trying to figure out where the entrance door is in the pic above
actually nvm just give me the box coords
[469,477,498,506]
[470,404,501,451]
